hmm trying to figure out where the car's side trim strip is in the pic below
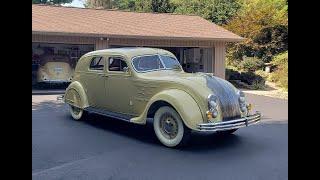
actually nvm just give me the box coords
[84,107,133,122]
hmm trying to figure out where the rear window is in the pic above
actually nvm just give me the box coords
[89,56,104,70]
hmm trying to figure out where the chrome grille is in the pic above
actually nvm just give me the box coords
[205,76,241,121]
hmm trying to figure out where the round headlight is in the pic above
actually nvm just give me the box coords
[240,106,247,112]
[208,94,218,108]
[239,96,245,103]
[212,109,218,118]
[208,94,219,118]
[239,90,245,97]
[238,91,247,112]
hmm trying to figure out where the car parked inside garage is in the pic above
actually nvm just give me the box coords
[62,47,261,147]
[37,55,74,84]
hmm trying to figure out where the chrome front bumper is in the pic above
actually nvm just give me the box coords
[197,112,261,132]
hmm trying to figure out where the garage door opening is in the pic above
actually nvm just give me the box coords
[32,43,94,89]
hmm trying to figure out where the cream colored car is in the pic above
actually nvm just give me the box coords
[37,55,73,84]
[62,48,261,147]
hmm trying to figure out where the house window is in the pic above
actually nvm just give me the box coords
[89,56,104,70]
[108,57,128,71]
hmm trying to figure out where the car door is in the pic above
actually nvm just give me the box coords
[105,56,133,115]
[83,56,108,108]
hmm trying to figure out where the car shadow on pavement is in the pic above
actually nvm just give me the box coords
[32,101,65,111]
[81,113,243,152]
[32,100,247,152]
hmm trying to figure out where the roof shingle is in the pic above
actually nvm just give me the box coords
[32,4,243,41]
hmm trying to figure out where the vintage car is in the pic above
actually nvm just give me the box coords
[62,47,261,147]
[37,55,74,84]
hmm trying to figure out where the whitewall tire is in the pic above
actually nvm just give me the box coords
[69,105,86,121]
[153,106,190,147]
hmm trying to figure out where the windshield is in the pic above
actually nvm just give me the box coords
[132,55,182,72]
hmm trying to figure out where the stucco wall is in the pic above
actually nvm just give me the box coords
[213,42,226,79]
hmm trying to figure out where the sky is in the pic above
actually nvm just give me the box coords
[63,0,85,8]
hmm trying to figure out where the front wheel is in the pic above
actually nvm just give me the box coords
[69,105,87,121]
[153,106,190,148]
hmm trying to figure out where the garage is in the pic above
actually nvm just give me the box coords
[32,4,243,89]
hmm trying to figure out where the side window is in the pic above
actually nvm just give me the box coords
[108,57,128,72]
[89,56,104,70]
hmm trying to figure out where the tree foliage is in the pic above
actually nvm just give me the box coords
[86,0,174,13]
[269,51,288,90]
[151,0,174,12]
[225,0,288,63]
[173,0,241,25]
[32,0,73,4]
[85,0,113,9]
[85,0,241,24]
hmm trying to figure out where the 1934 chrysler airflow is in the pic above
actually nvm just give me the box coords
[60,47,261,147]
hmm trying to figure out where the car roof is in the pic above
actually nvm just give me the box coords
[83,47,175,60]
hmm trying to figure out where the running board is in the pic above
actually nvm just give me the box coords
[84,107,133,122]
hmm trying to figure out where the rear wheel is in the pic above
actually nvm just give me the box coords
[69,105,87,121]
[153,106,190,147]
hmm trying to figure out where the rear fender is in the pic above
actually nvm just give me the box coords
[64,81,89,109]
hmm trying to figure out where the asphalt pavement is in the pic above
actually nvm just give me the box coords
[32,94,288,180]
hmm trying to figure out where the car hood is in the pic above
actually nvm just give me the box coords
[137,70,241,120]
[137,70,208,87]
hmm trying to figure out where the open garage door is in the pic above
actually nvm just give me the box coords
[32,43,94,88]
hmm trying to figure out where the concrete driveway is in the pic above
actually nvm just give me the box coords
[245,93,288,122]
[32,93,288,180]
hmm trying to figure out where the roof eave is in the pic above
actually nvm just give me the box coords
[32,31,244,42]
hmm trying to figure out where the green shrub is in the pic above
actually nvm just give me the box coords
[251,80,266,90]
[238,57,264,72]
[270,52,288,91]
[255,70,269,79]
[272,51,288,66]
[226,68,241,80]
[226,68,266,89]
[239,71,265,85]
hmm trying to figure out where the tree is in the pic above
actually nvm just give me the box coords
[172,0,241,25]
[85,0,112,9]
[32,0,73,4]
[85,0,240,21]
[210,0,241,25]
[151,0,174,13]
[88,0,174,13]
[225,0,288,63]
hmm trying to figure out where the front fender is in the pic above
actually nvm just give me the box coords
[64,81,89,109]
[131,89,205,130]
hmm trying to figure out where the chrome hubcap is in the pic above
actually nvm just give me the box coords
[159,113,178,139]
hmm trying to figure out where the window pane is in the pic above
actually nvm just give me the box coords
[160,55,181,70]
[132,55,163,72]
[109,57,127,71]
[89,57,104,70]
